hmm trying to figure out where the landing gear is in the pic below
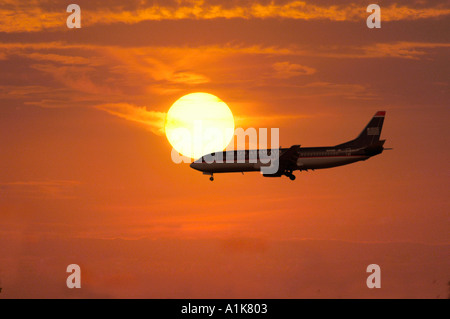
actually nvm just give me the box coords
[284,170,296,181]
[209,176,214,182]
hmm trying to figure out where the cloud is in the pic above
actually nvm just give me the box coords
[0,85,61,97]
[1,1,449,32]
[0,42,306,112]
[31,63,118,95]
[0,7,65,33]
[360,42,450,60]
[170,71,210,84]
[0,39,445,121]
[287,41,450,60]
[382,3,450,21]
[18,53,95,65]
[95,103,166,135]
[272,62,316,78]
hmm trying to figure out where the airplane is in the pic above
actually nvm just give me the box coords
[190,111,389,181]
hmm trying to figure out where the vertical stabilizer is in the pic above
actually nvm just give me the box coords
[336,111,385,148]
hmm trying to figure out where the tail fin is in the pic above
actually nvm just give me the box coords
[336,111,385,148]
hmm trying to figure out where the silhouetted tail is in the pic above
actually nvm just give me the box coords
[336,111,385,148]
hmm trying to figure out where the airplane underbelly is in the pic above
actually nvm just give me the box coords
[297,156,367,169]
[200,162,258,173]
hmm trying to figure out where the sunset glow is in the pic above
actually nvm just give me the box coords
[0,0,448,299]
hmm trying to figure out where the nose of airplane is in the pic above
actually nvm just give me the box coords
[190,161,206,172]
[190,162,199,170]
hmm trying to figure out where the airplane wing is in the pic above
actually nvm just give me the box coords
[278,145,300,170]
[262,145,300,177]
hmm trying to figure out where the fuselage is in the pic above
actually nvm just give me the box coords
[190,145,382,174]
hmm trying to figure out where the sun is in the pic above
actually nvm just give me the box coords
[165,93,235,159]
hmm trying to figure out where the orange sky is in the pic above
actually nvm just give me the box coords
[0,0,449,298]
